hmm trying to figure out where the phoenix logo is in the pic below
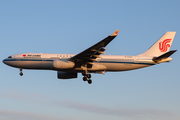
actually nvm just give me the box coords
[159,39,172,52]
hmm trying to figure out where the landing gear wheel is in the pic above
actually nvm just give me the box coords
[82,71,87,76]
[19,68,23,76]
[83,76,88,81]
[20,72,23,76]
[82,71,92,84]
[86,74,91,78]
[88,79,92,84]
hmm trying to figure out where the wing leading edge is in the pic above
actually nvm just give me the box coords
[70,29,119,65]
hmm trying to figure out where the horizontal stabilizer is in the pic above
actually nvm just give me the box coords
[153,50,177,62]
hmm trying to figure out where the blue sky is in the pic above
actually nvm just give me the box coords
[0,0,180,120]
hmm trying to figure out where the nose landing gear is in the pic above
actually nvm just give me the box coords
[19,68,23,76]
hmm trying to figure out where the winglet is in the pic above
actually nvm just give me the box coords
[110,29,119,36]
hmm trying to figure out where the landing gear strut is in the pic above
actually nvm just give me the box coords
[19,68,23,76]
[82,72,92,84]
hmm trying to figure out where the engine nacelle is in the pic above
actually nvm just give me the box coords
[57,71,77,79]
[53,60,75,69]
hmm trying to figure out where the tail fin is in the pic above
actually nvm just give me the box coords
[138,31,176,57]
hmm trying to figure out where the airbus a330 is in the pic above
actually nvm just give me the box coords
[3,30,177,84]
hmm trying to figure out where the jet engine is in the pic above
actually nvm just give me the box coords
[57,71,77,79]
[53,60,75,69]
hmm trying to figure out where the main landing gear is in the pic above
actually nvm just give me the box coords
[19,68,23,76]
[82,72,92,84]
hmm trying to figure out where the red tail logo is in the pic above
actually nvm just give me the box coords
[159,39,172,52]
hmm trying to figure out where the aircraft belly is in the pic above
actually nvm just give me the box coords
[100,63,148,71]
[26,61,53,69]
[6,60,53,69]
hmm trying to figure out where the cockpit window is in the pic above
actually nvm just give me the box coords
[8,56,12,58]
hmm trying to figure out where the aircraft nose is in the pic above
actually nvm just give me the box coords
[2,59,8,65]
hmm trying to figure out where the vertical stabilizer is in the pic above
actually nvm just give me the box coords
[138,31,176,57]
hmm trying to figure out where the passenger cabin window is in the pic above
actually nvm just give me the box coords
[8,56,12,58]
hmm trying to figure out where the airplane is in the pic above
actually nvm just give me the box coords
[3,30,177,84]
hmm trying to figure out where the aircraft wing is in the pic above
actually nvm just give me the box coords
[70,29,119,65]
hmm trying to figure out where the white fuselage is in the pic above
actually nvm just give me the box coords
[3,53,156,73]
[2,30,176,84]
